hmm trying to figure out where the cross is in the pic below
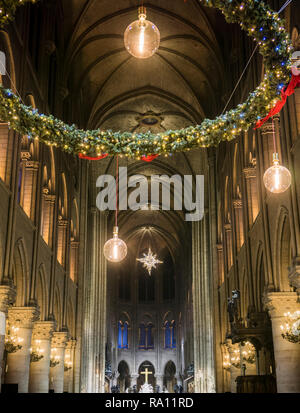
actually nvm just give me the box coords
[141,367,153,384]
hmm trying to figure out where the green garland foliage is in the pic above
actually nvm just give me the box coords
[0,0,293,159]
[0,0,38,27]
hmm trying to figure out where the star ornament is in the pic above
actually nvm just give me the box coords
[136,248,163,275]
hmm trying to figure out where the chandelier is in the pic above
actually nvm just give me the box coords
[4,326,23,354]
[280,311,300,344]
[124,6,160,59]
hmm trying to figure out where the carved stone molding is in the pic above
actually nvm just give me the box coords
[0,284,16,313]
[7,306,39,328]
[263,292,299,319]
[261,116,280,135]
[216,243,223,251]
[58,218,68,228]
[21,151,31,161]
[44,194,56,203]
[51,331,69,348]
[233,199,243,209]
[66,339,77,350]
[25,161,40,170]
[224,223,232,232]
[32,321,56,340]
[243,167,257,179]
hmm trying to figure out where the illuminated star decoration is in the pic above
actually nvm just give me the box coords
[136,248,163,276]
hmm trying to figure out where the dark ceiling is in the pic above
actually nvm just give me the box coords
[61,0,233,133]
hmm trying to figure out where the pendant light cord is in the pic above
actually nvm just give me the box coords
[115,155,119,228]
[272,119,277,154]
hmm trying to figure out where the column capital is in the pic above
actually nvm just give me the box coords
[233,199,243,209]
[224,223,232,231]
[7,306,39,328]
[32,321,56,340]
[0,284,16,313]
[51,331,69,348]
[264,292,299,318]
[58,218,68,227]
[289,257,300,293]
[25,161,40,170]
[66,339,77,350]
[243,166,256,179]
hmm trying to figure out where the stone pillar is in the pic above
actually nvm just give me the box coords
[49,332,69,393]
[130,373,139,391]
[233,199,244,251]
[57,218,68,268]
[243,167,259,226]
[5,307,39,393]
[81,209,107,393]
[155,373,163,392]
[21,160,40,220]
[0,285,16,388]
[63,339,76,393]
[29,321,55,393]
[69,241,79,283]
[41,192,56,247]
[224,223,233,270]
[264,292,300,393]
[225,340,240,393]
[216,244,224,286]
[192,218,216,393]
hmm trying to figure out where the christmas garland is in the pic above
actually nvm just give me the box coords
[0,0,293,159]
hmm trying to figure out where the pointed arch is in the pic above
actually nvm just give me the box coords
[36,264,49,321]
[275,207,293,292]
[12,239,30,307]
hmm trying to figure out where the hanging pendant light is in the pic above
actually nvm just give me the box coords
[103,157,127,263]
[103,226,127,263]
[263,120,291,194]
[124,5,160,59]
[263,152,291,194]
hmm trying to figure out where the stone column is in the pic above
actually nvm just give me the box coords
[192,218,216,393]
[224,223,233,270]
[155,373,163,392]
[5,307,39,393]
[29,321,55,393]
[0,285,16,388]
[63,339,76,393]
[130,373,139,391]
[233,199,244,251]
[49,332,69,393]
[243,167,259,226]
[264,292,300,393]
[225,340,240,393]
[216,244,224,286]
[22,160,40,220]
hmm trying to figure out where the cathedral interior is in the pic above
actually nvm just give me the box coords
[0,0,300,394]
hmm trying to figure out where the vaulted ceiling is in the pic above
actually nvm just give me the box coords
[61,0,233,133]
[59,0,239,265]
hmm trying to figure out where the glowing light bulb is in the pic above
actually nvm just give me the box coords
[103,226,127,263]
[263,153,291,194]
[124,6,160,59]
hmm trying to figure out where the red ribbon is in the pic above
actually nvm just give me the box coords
[79,153,108,160]
[79,153,159,162]
[255,74,300,129]
[141,154,159,162]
